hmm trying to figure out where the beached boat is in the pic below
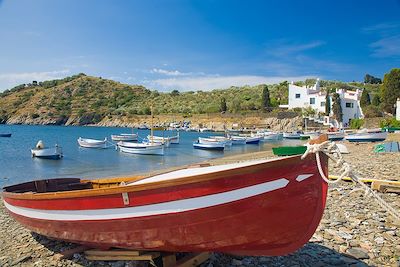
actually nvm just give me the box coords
[111,133,138,142]
[300,132,320,140]
[118,141,164,155]
[77,137,108,148]
[0,133,12,137]
[283,132,302,139]
[326,132,345,141]
[272,146,307,156]
[31,141,63,159]
[345,129,388,142]
[193,140,225,150]
[2,151,328,256]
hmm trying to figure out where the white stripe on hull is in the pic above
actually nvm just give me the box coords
[5,178,290,221]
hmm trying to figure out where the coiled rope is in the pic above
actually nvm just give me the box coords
[302,140,400,223]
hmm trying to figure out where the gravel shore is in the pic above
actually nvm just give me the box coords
[1,134,399,267]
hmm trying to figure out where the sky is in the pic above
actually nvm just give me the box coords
[0,0,399,92]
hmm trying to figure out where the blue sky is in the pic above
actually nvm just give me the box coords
[0,0,399,92]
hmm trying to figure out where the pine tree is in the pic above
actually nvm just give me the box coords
[360,89,371,107]
[332,93,343,122]
[381,68,400,114]
[261,84,271,111]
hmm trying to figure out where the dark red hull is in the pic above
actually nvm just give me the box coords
[3,154,328,256]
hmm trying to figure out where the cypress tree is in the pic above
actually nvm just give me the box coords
[325,89,331,115]
[220,97,227,112]
[381,68,400,114]
[360,89,371,107]
[261,84,271,111]
[332,93,343,122]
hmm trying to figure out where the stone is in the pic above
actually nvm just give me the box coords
[231,259,242,266]
[374,236,384,244]
[346,248,369,260]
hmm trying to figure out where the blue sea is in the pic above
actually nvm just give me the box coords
[0,124,301,188]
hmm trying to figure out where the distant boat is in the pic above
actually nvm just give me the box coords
[229,136,247,145]
[193,140,225,150]
[283,132,302,139]
[31,141,62,159]
[345,129,388,142]
[117,141,164,155]
[78,137,108,148]
[111,133,138,142]
[147,132,180,146]
[0,133,11,137]
[245,136,262,144]
[263,132,283,141]
[326,132,345,141]
[300,132,320,140]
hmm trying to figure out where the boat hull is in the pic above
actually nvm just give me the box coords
[111,134,138,142]
[193,141,225,150]
[78,138,107,148]
[345,132,387,142]
[31,147,63,160]
[118,142,164,155]
[3,154,328,256]
[0,133,12,137]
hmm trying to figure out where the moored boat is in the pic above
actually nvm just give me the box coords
[263,132,283,141]
[78,137,108,148]
[245,136,262,144]
[345,129,388,142]
[117,141,164,155]
[229,135,247,145]
[111,133,138,142]
[283,132,302,139]
[31,141,63,159]
[193,140,225,150]
[199,137,232,147]
[2,151,328,256]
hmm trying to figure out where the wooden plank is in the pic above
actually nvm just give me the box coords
[329,175,400,185]
[85,252,160,261]
[54,246,89,260]
[175,252,210,267]
[85,248,141,256]
[162,253,177,267]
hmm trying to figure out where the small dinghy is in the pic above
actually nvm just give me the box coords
[229,135,247,145]
[193,140,225,150]
[78,137,108,148]
[117,141,164,155]
[245,136,262,144]
[0,133,12,137]
[31,140,63,159]
[345,129,388,142]
[200,136,232,146]
[111,133,138,142]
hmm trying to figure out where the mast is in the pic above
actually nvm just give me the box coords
[150,105,154,144]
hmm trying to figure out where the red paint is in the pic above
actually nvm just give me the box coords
[3,154,328,256]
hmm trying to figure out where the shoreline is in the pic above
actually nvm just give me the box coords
[0,134,399,266]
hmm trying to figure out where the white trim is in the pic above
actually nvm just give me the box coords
[296,174,313,182]
[4,179,290,221]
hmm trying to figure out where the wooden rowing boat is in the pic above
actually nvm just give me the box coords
[2,150,328,256]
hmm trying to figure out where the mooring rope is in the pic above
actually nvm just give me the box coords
[302,141,400,222]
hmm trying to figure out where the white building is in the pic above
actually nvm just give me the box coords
[283,79,363,127]
[396,98,400,121]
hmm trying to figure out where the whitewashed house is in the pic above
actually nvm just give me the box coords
[282,79,364,127]
[396,98,400,121]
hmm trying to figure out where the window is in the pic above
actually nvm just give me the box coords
[295,93,301,98]
[310,98,315,104]
[345,102,354,108]
[321,101,325,107]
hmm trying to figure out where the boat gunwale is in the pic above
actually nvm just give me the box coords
[2,155,303,201]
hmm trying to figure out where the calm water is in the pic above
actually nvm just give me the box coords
[0,124,302,188]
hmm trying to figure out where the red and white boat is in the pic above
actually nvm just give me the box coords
[2,153,328,256]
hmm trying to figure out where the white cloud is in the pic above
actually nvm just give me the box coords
[151,68,186,76]
[370,35,400,57]
[0,69,70,91]
[266,41,325,57]
[147,75,315,91]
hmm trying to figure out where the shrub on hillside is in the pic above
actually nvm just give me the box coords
[350,118,364,129]
[380,118,400,128]
[363,105,383,118]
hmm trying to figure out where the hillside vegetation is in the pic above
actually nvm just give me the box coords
[0,73,385,126]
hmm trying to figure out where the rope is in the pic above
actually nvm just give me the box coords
[302,141,400,222]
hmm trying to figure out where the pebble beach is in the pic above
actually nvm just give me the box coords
[0,134,399,267]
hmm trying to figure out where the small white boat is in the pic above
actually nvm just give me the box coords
[78,137,108,148]
[326,132,345,141]
[111,133,138,142]
[245,136,262,144]
[117,141,164,155]
[31,141,62,159]
[345,129,388,142]
[147,135,171,147]
[229,135,247,145]
[283,132,302,139]
[193,140,225,150]
[199,137,232,147]
[263,132,283,141]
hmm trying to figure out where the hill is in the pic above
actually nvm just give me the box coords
[0,74,375,127]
